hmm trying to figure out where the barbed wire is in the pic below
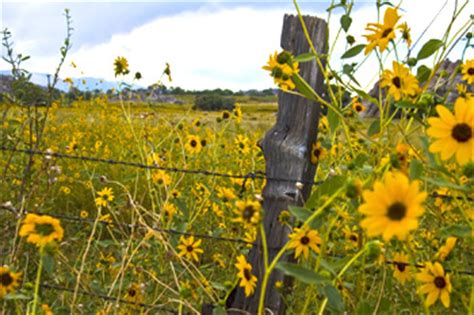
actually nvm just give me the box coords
[0,146,324,188]
[2,203,472,276]
[40,283,181,313]
[1,146,470,202]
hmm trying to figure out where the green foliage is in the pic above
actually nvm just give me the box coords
[194,94,236,111]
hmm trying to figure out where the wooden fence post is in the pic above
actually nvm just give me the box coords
[227,14,328,314]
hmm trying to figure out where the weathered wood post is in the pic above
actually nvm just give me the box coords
[227,14,328,314]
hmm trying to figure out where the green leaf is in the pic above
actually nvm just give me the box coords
[340,14,352,32]
[367,119,380,137]
[417,39,444,60]
[276,262,329,284]
[288,206,312,222]
[395,100,417,109]
[424,178,470,192]
[327,107,340,134]
[43,252,55,275]
[306,175,346,208]
[319,259,337,276]
[409,159,424,180]
[293,74,318,102]
[341,44,365,59]
[294,53,315,62]
[416,65,432,83]
[4,293,31,300]
[213,305,227,315]
[323,284,345,312]
[440,225,471,238]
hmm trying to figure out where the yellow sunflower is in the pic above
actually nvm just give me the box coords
[364,7,401,55]
[310,142,326,165]
[0,266,22,298]
[380,61,420,101]
[358,172,427,241]
[416,262,452,308]
[113,56,130,77]
[263,50,299,91]
[177,236,204,262]
[184,135,202,154]
[436,237,457,261]
[398,22,412,47]
[124,283,144,304]
[233,200,261,227]
[461,59,474,84]
[392,252,412,284]
[287,226,322,260]
[235,255,257,297]
[427,98,474,165]
[19,214,64,247]
[95,187,114,207]
[351,97,366,113]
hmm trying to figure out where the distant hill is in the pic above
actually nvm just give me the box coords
[0,70,141,92]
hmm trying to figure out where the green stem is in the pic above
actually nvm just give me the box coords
[318,246,368,315]
[259,223,269,271]
[31,246,44,315]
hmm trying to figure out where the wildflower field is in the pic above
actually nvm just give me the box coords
[1,1,473,314]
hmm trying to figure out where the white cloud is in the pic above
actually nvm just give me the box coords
[1,1,471,91]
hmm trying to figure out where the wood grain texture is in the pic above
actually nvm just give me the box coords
[227,14,328,314]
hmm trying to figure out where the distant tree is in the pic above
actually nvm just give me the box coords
[194,94,235,111]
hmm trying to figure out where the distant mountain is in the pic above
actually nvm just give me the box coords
[0,70,142,92]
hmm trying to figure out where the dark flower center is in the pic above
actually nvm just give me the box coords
[36,223,55,236]
[349,234,358,242]
[382,28,393,38]
[190,140,197,147]
[313,148,321,158]
[272,67,283,78]
[392,76,401,88]
[434,276,446,289]
[243,206,255,221]
[451,123,472,143]
[300,236,310,245]
[243,268,252,281]
[387,201,407,221]
[201,140,207,147]
[186,245,194,252]
[128,288,136,297]
[396,263,406,272]
[0,272,13,286]
[277,51,291,65]
[355,105,363,112]
[468,67,474,75]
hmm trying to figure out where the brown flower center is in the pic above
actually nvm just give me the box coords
[434,276,446,289]
[382,28,393,38]
[396,263,406,272]
[300,236,310,245]
[313,148,321,158]
[349,234,358,242]
[387,202,407,221]
[243,206,255,221]
[0,271,13,286]
[392,76,401,88]
[468,67,474,75]
[190,140,197,147]
[243,268,252,281]
[128,288,136,297]
[451,123,472,143]
[355,105,363,112]
[186,245,194,252]
[36,223,55,236]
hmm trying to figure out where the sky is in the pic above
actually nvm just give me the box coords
[1,0,472,91]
